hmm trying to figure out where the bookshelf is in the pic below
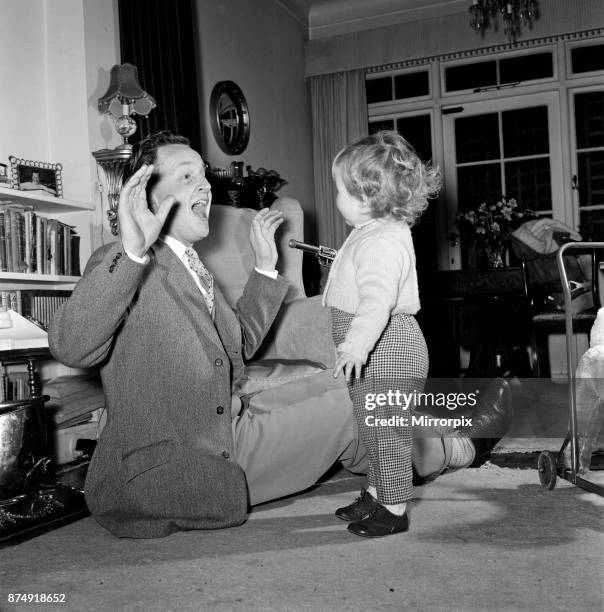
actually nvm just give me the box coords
[0,186,93,291]
[0,273,81,291]
[0,186,93,214]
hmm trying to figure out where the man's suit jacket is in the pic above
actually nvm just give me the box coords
[49,240,289,538]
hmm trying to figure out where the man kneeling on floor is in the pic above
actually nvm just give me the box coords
[49,131,512,539]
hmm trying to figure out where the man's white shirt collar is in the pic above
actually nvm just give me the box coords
[160,233,189,260]
[159,234,212,304]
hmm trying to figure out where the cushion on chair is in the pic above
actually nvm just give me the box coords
[254,295,334,366]
[238,360,326,395]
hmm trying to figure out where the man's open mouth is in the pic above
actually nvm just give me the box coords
[191,198,209,216]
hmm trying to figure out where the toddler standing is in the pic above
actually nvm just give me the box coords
[323,130,441,537]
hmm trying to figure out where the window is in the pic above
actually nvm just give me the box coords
[450,103,554,213]
[445,60,497,92]
[369,118,395,133]
[366,77,393,104]
[397,115,433,162]
[572,89,604,240]
[394,71,430,100]
[366,35,604,270]
[444,50,554,93]
[366,69,430,104]
[369,115,432,161]
[443,94,564,268]
[570,43,604,75]
[369,112,437,281]
[499,53,553,84]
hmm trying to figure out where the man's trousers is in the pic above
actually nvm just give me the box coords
[233,369,455,506]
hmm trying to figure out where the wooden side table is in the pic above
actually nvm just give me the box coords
[418,267,531,377]
[0,346,52,398]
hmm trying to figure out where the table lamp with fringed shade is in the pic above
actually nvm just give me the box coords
[92,64,156,235]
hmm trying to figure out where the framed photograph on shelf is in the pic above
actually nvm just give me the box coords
[8,156,63,198]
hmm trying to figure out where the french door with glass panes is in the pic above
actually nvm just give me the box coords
[442,92,564,269]
[570,86,604,241]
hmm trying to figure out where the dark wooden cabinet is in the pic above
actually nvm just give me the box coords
[417,267,532,377]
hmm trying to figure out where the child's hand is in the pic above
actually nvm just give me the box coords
[333,350,364,382]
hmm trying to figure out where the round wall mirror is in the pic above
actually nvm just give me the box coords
[209,81,250,155]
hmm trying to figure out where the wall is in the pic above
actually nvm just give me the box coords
[194,0,316,237]
[306,0,604,76]
[307,0,466,40]
[0,0,120,248]
[0,2,51,164]
[82,0,122,248]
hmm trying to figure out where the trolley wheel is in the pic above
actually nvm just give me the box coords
[538,451,557,490]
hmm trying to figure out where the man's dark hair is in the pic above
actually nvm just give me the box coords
[124,130,190,183]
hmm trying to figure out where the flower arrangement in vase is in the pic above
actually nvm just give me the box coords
[455,197,536,268]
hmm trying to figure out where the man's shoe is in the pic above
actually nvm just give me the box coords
[347,505,410,538]
[335,488,379,521]
[462,378,514,468]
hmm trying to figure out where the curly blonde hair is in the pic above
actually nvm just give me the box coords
[332,130,441,227]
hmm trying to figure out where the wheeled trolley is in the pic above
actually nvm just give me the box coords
[538,241,604,496]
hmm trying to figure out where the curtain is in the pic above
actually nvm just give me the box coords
[310,70,368,251]
[118,0,202,153]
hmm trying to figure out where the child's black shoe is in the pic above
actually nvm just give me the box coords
[334,488,379,521]
[347,505,410,538]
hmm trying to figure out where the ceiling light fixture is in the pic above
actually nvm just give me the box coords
[469,0,539,41]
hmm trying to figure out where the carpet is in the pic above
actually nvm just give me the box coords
[1,465,602,612]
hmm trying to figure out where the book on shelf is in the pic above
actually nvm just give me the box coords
[1,289,71,330]
[0,204,79,276]
[0,369,31,402]
[48,219,57,275]
[0,210,6,272]
[36,215,45,275]
[15,211,26,273]
[4,208,13,272]
[25,210,35,274]
[71,233,81,276]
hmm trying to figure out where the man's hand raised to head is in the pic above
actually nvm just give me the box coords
[118,164,176,259]
[250,208,284,272]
